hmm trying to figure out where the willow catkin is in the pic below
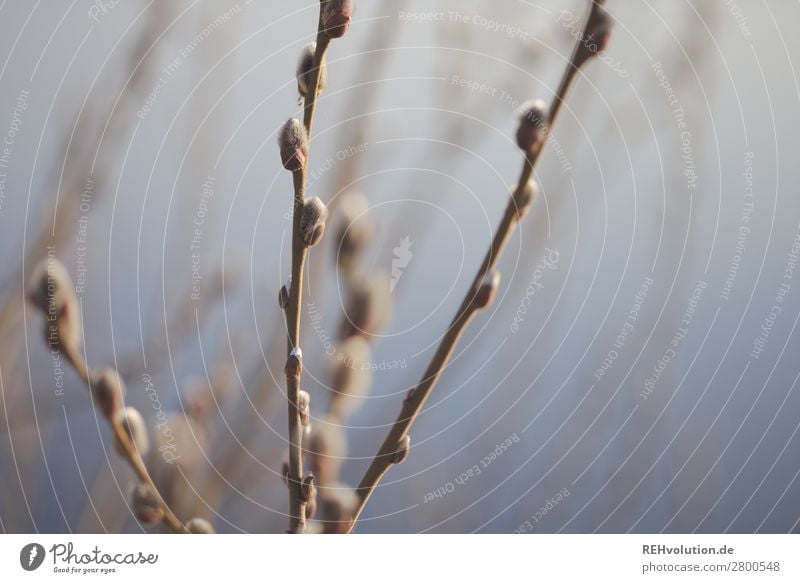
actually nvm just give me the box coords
[305,494,318,521]
[329,335,372,419]
[334,191,373,273]
[300,473,316,503]
[296,42,328,100]
[285,347,303,378]
[148,412,207,520]
[300,197,329,247]
[298,390,311,428]
[90,367,126,419]
[304,415,346,486]
[26,258,82,354]
[186,517,215,534]
[474,271,501,310]
[27,258,71,312]
[339,272,392,339]
[516,100,548,152]
[317,481,358,534]
[278,276,291,310]
[574,2,613,68]
[390,435,411,465]
[321,0,353,39]
[113,406,150,457]
[278,118,309,172]
[130,483,164,525]
[514,180,540,220]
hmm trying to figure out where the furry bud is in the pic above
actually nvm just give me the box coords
[300,197,329,247]
[285,347,303,377]
[322,0,353,39]
[186,517,215,534]
[130,483,163,525]
[575,4,613,68]
[278,118,308,172]
[90,367,126,419]
[514,180,539,220]
[318,482,358,534]
[304,416,346,486]
[297,42,327,99]
[329,336,372,419]
[300,473,316,503]
[339,272,393,339]
[334,191,373,272]
[474,271,500,310]
[113,407,150,456]
[305,496,317,520]
[278,277,291,310]
[27,258,82,354]
[27,258,71,313]
[516,100,548,151]
[298,390,311,427]
[391,435,410,465]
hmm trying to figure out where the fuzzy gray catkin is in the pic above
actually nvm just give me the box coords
[321,0,353,39]
[296,42,328,99]
[574,3,613,68]
[186,518,215,534]
[339,272,392,339]
[474,271,500,310]
[27,258,82,354]
[516,100,548,152]
[329,335,372,419]
[131,483,164,525]
[27,258,71,313]
[298,390,311,427]
[300,197,329,247]
[278,277,291,310]
[90,367,126,419]
[285,347,303,377]
[334,191,373,273]
[113,406,150,457]
[305,495,318,521]
[514,180,540,220]
[304,416,346,486]
[391,435,411,465]
[300,474,316,503]
[317,481,358,534]
[278,118,309,172]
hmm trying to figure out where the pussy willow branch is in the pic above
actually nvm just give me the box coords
[347,2,610,532]
[284,7,332,534]
[61,343,187,533]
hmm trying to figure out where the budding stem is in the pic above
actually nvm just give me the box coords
[60,342,186,533]
[284,8,333,534]
[346,0,612,532]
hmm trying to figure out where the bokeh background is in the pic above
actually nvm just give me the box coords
[1,0,799,533]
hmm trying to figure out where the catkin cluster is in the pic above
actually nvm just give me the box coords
[27,258,213,533]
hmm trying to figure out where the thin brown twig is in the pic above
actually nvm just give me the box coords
[61,343,187,533]
[346,0,613,532]
[283,3,335,534]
